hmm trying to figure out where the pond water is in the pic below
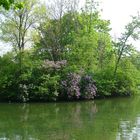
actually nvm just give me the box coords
[0,96,140,140]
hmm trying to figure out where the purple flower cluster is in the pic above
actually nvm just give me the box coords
[81,75,97,99]
[83,84,96,99]
[61,73,97,100]
[61,73,81,99]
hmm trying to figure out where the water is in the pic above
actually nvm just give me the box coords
[0,96,140,140]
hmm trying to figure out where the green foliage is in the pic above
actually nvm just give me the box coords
[0,52,18,100]
[94,67,115,96]
[113,14,140,76]
[0,0,139,102]
[0,0,23,10]
[36,74,60,101]
[65,32,98,72]
[0,0,14,10]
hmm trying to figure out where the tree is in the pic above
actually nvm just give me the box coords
[114,15,140,76]
[0,0,46,71]
[35,0,80,61]
[0,0,46,52]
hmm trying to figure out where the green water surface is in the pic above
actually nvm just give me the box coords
[0,96,140,140]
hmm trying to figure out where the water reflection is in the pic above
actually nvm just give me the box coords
[0,97,139,140]
[0,102,97,140]
[117,116,140,140]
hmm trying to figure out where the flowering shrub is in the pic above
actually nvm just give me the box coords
[43,59,67,70]
[80,75,97,99]
[61,73,97,99]
[19,84,29,102]
[61,73,81,99]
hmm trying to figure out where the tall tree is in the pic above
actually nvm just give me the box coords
[0,0,46,52]
[36,0,80,61]
[0,0,46,74]
[114,15,140,76]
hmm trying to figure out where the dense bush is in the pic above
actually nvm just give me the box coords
[80,75,97,99]
[61,73,97,100]
[61,73,81,99]
[36,74,60,101]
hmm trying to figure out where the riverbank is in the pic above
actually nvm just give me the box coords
[0,93,133,103]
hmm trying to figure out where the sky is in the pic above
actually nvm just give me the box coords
[100,0,140,35]
[99,0,140,50]
[0,0,140,54]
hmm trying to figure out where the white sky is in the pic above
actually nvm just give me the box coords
[100,0,140,35]
[99,0,140,50]
[0,0,140,55]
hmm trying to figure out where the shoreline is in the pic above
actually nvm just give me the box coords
[0,94,133,103]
